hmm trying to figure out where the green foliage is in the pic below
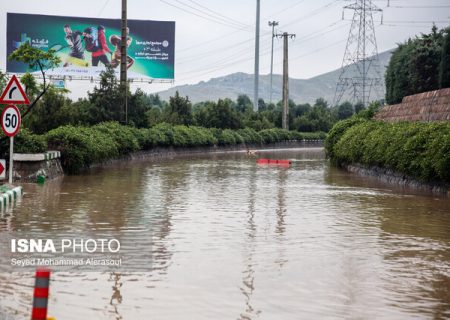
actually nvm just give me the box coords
[236,94,252,112]
[327,119,450,183]
[356,101,381,120]
[409,27,443,94]
[164,91,193,125]
[236,128,263,144]
[212,129,241,145]
[293,99,335,132]
[20,72,39,98]
[24,86,72,134]
[148,123,174,146]
[336,102,354,120]
[14,129,48,153]
[8,43,60,71]
[87,65,124,124]
[93,122,140,155]
[440,28,450,88]
[194,99,242,129]
[128,89,151,128]
[46,125,119,174]
[385,25,448,103]
[0,70,7,93]
[0,129,47,159]
[325,117,366,159]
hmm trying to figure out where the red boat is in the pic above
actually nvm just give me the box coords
[256,158,292,166]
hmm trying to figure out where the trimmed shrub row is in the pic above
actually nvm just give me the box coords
[8,122,325,174]
[325,119,450,183]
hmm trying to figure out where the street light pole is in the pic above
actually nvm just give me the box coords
[253,0,260,111]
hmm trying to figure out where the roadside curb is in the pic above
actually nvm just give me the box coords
[0,186,23,212]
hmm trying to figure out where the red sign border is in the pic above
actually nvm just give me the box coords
[0,75,30,105]
[1,104,21,137]
[0,160,5,177]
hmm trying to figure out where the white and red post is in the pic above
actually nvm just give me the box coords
[31,268,51,320]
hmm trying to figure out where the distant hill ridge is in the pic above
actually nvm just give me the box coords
[157,50,393,104]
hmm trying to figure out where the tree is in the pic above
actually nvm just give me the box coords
[145,107,163,127]
[354,101,365,114]
[336,102,354,120]
[440,28,450,88]
[292,103,311,118]
[88,65,124,124]
[20,72,39,98]
[8,43,61,119]
[385,25,447,104]
[194,99,241,129]
[409,26,443,94]
[236,94,252,112]
[24,86,71,134]
[0,70,8,93]
[128,89,151,128]
[166,91,193,125]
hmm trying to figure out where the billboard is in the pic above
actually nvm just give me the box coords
[6,13,175,80]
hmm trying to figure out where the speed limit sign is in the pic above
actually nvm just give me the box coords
[1,105,21,137]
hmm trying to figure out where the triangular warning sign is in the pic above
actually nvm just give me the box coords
[0,75,30,105]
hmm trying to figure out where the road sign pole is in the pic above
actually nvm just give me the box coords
[9,136,13,184]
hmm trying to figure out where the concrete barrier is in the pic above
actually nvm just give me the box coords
[13,151,63,182]
[0,186,22,212]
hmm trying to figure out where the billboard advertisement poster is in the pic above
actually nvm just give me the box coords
[6,13,175,80]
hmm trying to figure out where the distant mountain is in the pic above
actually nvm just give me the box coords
[157,50,393,105]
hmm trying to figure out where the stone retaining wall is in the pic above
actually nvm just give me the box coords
[344,164,449,196]
[374,88,450,122]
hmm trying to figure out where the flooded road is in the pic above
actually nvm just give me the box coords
[1,147,449,319]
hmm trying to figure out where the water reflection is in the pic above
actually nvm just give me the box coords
[239,164,260,320]
[0,148,449,319]
[275,169,288,269]
[109,272,123,320]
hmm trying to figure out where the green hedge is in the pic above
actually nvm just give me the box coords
[47,125,119,174]
[0,128,47,160]
[37,122,326,173]
[326,119,450,183]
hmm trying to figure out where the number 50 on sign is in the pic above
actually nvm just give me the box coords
[1,105,21,137]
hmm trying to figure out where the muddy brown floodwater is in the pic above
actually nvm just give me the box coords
[0,147,449,319]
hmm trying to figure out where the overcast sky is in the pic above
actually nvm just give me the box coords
[1,0,449,98]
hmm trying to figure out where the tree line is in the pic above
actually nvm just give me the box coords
[385,25,450,104]
[0,66,373,136]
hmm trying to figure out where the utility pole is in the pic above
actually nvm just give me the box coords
[268,21,279,104]
[276,32,295,130]
[253,0,260,112]
[121,0,128,124]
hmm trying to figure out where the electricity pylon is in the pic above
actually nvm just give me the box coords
[333,0,384,107]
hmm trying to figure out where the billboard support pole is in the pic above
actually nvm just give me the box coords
[121,0,128,124]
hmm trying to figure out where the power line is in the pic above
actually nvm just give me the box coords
[97,0,111,16]
[177,36,264,64]
[186,0,251,29]
[343,19,449,24]
[177,0,340,56]
[159,0,252,31]
[264,0,307,19]
[290,20,348,48]
[388,5,450,8]
[173,0,250,29]
[177,17,350,79]
[290,38,347,61]
[178,29,348,81]
[280,0,340,29]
